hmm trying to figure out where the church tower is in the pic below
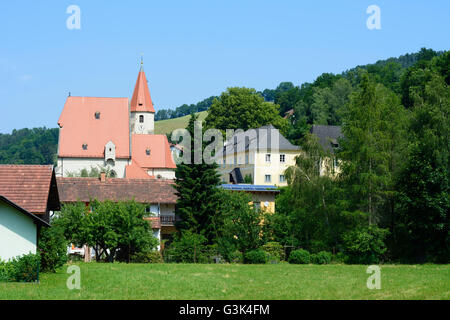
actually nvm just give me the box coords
[130,59,155,134]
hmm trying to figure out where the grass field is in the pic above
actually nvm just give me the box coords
[154,111,208,136]
[0,263,449,300]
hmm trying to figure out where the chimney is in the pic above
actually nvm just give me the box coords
[100,172,106,182]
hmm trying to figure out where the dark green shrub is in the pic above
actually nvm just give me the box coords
[230,250,243,263]
[332,252,347,264]
[309,240,329,254]
[164,231,208,263]
[244,249,268,264]
[0,261,13,282]
[288,249,310,264]
[197,244,220,264]
[68,253,83,262]
[9,253,41,282]
[343,226,389,264]
[311,251,332,264]
[38,226,68,272]
[131,250,163,263]
[262,242,285,262]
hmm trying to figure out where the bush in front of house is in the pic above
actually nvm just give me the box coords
[311,251,332,264]
[342,226,389,264]
[164,231,209,263]
[38,225,68,272]
[0,261,13,282]
[244,249,268,264]
[0,253,41,282]
[230,250,243,264]
[288,249,311,264]
[11,253,41,282]
[262,242,285,262]
[131,250,164,263]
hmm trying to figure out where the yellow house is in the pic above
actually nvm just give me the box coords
[215,124,301,187]
[219,184,280,213]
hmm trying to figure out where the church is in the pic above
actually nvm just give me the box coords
[55,62,176,179]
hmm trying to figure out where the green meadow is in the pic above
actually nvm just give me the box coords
[0,263,448,300]
[154,111,208,136]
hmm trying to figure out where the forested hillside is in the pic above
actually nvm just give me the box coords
[0,127,59,165]
[155,96,217,120]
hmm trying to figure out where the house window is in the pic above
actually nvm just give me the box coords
[146,148,151,156]
[145,204,159,216]
[265,174,271,183]
[82,144,88,150]
[139,115,144,123]
[333,157,339,170]
[253,202,261,211]
[95,112,100,119]
[245,154,249,164]
[280,154,286,163]
[279,175,286,183]
[265,154,271,162]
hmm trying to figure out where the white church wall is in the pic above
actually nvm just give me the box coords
[146,168,175,179]
[56,157,130,178]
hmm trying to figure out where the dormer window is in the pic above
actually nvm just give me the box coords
[95,112,100,119]
[139,115,144,123]
[146,148,151,156]
[138,103,143,106]
[82,144,88,150]
[105,141,116,163]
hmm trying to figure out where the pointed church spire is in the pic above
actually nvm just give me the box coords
[131,58,155,113]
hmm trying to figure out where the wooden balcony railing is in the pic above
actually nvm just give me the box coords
[160,215,176,226]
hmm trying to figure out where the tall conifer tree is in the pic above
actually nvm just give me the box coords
[173,113,221,243]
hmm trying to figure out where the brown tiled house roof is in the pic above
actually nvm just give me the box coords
[0,165,60,216]
[57,177,177,204]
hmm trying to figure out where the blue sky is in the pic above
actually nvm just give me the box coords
[0,0,448,133]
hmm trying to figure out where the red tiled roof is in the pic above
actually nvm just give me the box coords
[57,96,130,158]
[0,165,58,214]
[130,70,155,113]
[125,160,153,179]
[56,177,177,204]
[131,134,176,169]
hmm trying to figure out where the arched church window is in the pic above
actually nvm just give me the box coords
[139,115,144,123]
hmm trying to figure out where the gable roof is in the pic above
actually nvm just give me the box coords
[0,165,60,214]
[130,70,155,113]
[310,125,342,153]
[0,195,51,227]
[57,96,130,159]
[221,124,300,156]
[131,134,176,169]
[57,177,177,204]
[125,159,154,179]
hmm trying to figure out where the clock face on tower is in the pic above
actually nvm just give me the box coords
[138,124,145,133]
